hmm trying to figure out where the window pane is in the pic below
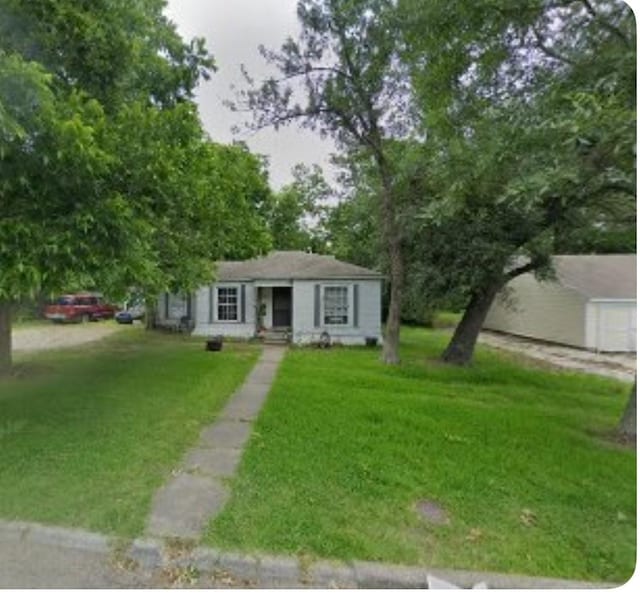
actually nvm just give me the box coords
[217,287,238,321]
[324,286,348,325]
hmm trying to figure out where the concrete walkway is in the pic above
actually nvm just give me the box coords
[145,346,287,540]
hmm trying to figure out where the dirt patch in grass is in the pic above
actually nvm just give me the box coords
[415,500,449,525]
[587,427,637,451]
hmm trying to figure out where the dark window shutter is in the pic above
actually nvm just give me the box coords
[314,284,321,328]
[164,292,169,319]
[240,285,246,323]
[353,284,359,327]
[186,294,192,319]
[209,286,214,323]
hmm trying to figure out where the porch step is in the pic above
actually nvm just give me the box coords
[261,329,290,345]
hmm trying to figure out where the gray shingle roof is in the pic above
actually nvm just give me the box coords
[554,254,636,300]
[216,251,383,281]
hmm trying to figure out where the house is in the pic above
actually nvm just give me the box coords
[484,254,637,352]
[156,251,384,345]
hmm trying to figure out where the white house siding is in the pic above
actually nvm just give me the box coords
[484,273,588,348]
[258,287,273,328]
[192,282,256,338]
[586,301,637,352]
[291,279,382,345]
[156,292,192,325]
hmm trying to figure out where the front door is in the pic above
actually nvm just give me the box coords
[272,287,292,327]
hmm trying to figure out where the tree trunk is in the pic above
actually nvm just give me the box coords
[0,301,12,375]
[145,298,156,330]
[442,280,502,365]
[618,377,636,439]
[383,234,403,364]
[378,161,403,365]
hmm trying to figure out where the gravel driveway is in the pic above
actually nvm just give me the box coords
[479,331,636,382]
[13,323,124,354]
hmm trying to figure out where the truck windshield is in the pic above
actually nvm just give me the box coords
[56,297,75,305]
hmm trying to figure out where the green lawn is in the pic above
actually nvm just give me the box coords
[0,328,259,537]
[206,327,635,583]
[433,310,463,328]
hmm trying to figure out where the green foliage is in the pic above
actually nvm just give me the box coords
[0,0,213,110]
[265,164,331,252]
[236,0,418,362]
[0,0,270,313]
[207,143,273,262]
[268,186,313,251]
[1,58,132,299]
[0,52,52,144]
[324,193,379,269]
[393,0,636,358]
[293,1,634,344]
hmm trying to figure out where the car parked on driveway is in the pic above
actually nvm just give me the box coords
[44,293,117,323]
[115,304,146,324]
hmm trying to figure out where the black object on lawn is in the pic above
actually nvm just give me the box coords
[205,336,223,351]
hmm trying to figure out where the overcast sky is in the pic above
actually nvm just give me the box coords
[164,0,335,189]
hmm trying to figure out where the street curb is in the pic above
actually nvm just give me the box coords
[0,520,113,554]
[0,520,620,589]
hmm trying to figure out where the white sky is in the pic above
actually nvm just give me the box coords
[164,0,335,190]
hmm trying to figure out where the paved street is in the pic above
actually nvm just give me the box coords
[0,530,143,588]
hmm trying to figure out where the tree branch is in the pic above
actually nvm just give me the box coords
[265,65,356,87]
[579,0,630,45]
[505,256,548,280]
[532,27,576,65]
[595,180,636,197]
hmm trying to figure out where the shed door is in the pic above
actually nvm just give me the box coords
[597,303,636,352]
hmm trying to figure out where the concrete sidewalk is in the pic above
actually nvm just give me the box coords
[0,521,619,589]
[0,523,142,588]
[145,345,287,540]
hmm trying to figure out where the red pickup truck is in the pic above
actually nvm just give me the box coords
[44,293,117,323]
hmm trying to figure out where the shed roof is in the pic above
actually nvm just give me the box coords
[553,254,636,300]
[216,251,382,281]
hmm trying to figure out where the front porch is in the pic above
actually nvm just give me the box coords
[256,284,292,343]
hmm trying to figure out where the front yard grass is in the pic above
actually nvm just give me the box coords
[0,328,259,537]
[206,327,635,583]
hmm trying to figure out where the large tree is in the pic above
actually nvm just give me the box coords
[234,0,418,364]
[1,51,136,373]
[400,0,635,365]
[0,0,270,372]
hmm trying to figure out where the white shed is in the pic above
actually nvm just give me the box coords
[484,254,636,352]
[156,251,383,345]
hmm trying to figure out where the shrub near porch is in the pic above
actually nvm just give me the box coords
[0,329,259,537]
[207,327,635,583]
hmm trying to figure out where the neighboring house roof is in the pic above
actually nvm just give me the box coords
[552,254,636,300]
[216,251,383,281]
